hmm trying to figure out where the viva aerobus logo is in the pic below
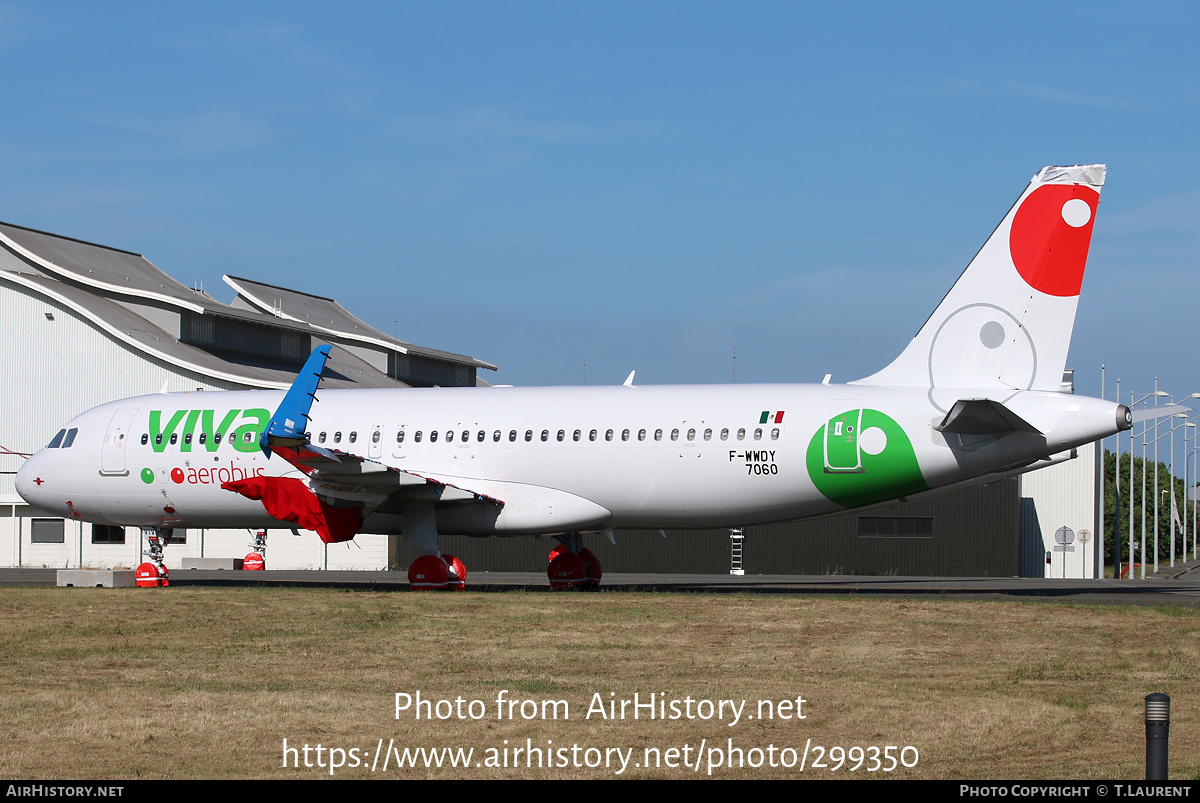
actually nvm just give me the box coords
[140,407,271,486]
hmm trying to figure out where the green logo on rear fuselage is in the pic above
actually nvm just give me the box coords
[805,409,928,508]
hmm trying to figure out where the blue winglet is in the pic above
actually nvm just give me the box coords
[260,345,332,458]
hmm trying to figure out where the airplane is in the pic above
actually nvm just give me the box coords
[16,164,1134,589]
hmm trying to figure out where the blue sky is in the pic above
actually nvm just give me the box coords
[1,2,1197,413]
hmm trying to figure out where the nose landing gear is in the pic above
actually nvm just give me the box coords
[135,527,172,588]
[243,530,267,570]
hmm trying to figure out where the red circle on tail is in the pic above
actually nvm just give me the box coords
[1008,183,1099,297]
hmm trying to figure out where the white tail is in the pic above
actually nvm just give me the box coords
[853,164,1106,409]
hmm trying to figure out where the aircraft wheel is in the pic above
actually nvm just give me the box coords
[135,562,168,588]
[409,554,450,590]
[548,551,588,590]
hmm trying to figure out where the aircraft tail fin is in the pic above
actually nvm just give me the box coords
[853,165,1106,404]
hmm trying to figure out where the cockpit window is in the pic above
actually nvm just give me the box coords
[62,428,78,448]
[47,430,66,449]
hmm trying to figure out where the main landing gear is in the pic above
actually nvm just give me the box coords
[548,532,602,591]
[408,553,466,591]
[399,503,603,591]
[402,502,466,591]
[135,527,172,588]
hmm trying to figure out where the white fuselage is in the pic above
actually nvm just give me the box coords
[16,382,1124,537]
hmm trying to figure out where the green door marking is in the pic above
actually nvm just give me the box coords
[806,409,928,508]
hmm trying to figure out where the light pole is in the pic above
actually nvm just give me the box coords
[1159,394,1200,570]
[1182,422,1199,566]
[1172,420,1197,567]
[1111,376,1119,578]
[1148,414,1189,574]
[1130,391,1170,579]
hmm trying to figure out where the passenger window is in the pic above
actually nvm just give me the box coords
[430,431,438,443]
[349,432,357,443]
[638,429,646,441]
[671,429,679,441]
[754,428,763,440]
[557,430,565,442]
[573,429,581,442]
[245,432,255,443]
[184,433,192,445]
[737,428,745,440]
[687,429,695,441]
[63,429,78,448]
[771,428,780,440]
[445,430,453,442]
[492,430,501,442]
[319,432,327,443]
[621,429,630,441]
[605,429,614,442]
[199,433,207,445]
[509,430,517,442]
[541,430,549,442]
[462,430,469,442]
[525,430,533,442]
[214,432,222,444]
[48,430,66,449]
[372,430,381,444]
[704,429,712,441]
[655,429,663,441]
[589,430,597,442]
[720,428,729,441]
[415,431,423,442]
[396,431,405,443]
[140,433,148,446]
[169,433,178,445]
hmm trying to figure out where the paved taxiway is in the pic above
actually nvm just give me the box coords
[4,560,1200,607]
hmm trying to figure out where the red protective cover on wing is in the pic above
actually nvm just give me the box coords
[222,476,362,544]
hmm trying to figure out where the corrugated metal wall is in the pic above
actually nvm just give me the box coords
[392,478,1022,577]
[1018,441,1097,578]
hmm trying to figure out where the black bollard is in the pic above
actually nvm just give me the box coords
[1145,692,1170,780]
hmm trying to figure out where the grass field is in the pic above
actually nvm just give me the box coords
[0,587,1196,780]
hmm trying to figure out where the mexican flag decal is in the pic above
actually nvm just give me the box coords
[759,411,785,424]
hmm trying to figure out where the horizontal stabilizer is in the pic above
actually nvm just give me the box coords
[1131,403,1192,423]
[936,398,1041,435]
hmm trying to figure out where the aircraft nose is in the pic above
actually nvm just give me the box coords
[15,451,56,510]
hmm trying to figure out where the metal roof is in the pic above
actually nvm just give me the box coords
[0,221,495,390]
[0,270,407,390]
[0,221,210,313]
[224,274,497,371]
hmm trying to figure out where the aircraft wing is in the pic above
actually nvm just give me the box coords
[222,347,502,543]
